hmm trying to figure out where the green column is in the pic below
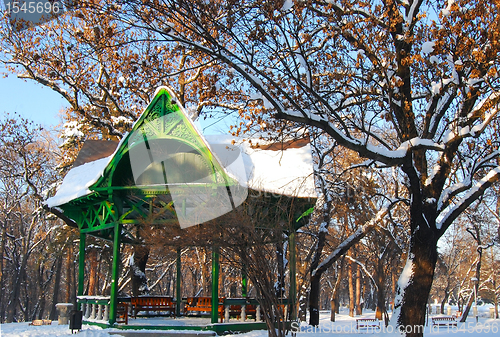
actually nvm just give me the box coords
[176,248,182,317]
[77,232,86,310]
[241,266,248,298]
[211,246,220,324]
[289,230,297,321]
[109,223,122,325]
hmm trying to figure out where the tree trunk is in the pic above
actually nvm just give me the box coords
[375,260,386,320]
[391,271,397,312]
[131,245,150,297]
[201,248,210,296]
[308,226,329,326]
[390,228,438,337]
[440,289,450,315]
[298,284,307,322]
[494,276,499,319]
[460,293,474,322]
[6,244,31,323]
[355,263,362,315]
[88,249,98,296]
[49,255,63,320]
[330,263,343,322]
[461,226,483,322]
[309,273,321,326]
[65,245,73,303]
[0,224,6,323]
[348,258,355,317]
[275,241,285,298]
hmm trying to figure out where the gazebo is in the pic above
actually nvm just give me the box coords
[46,87,317,332]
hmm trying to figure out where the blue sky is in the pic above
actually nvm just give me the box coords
[0,64,68,128]
[0,64,234,135]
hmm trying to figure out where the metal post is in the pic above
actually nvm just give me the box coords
[242,266,248,298]
[289,230,297,321]
[77,232,86,310]
[109,223,122,325]
[176,247,182,317]
[211,246,220,324]
[472,277,478,323]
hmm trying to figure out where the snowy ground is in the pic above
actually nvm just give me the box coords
[0,306,498,337]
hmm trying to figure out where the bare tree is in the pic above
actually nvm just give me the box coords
[97,2,500,335]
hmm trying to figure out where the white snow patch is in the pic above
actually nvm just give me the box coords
[205,135,317,198]
[441,0,456,17]
[429,55,439,64]
[421,41,435,55]
[281,0,293,11]
[45,156,112,207]
[111,116,133,126]
[60,121,84,139]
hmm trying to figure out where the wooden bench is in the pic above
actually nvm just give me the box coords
[130,296,175,318]
[227,304,260,320]
[432,316,457,327]
[356,318,380,330]
[116,302,129,324]
[185,296,224,322]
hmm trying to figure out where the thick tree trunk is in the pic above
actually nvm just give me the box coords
[309,273,321,326]
[6,244,31,323]
[375,261,386,320]
[390,231,438,337]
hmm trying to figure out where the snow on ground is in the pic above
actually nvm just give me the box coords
[1,307,498,337]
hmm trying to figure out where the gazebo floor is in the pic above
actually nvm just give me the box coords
[84,316,268,334]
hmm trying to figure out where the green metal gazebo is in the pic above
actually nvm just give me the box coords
[46,87,317,332]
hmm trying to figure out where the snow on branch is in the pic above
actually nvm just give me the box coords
[345,255,378,291]
[438,149,500,213]
[312,205,390,277]
[403,0,423,33]
[442,93,500,144]
[437,166,500,232]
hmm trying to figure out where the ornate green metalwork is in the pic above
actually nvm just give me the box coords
[176,248,182,317]
[59,88,238,239]
[211,246,220,324]
[57,88,316,329]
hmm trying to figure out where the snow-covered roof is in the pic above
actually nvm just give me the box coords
[46,135,316,208]
[46,156,113,207]
[46,87,316,208]
[205,135,316,199]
